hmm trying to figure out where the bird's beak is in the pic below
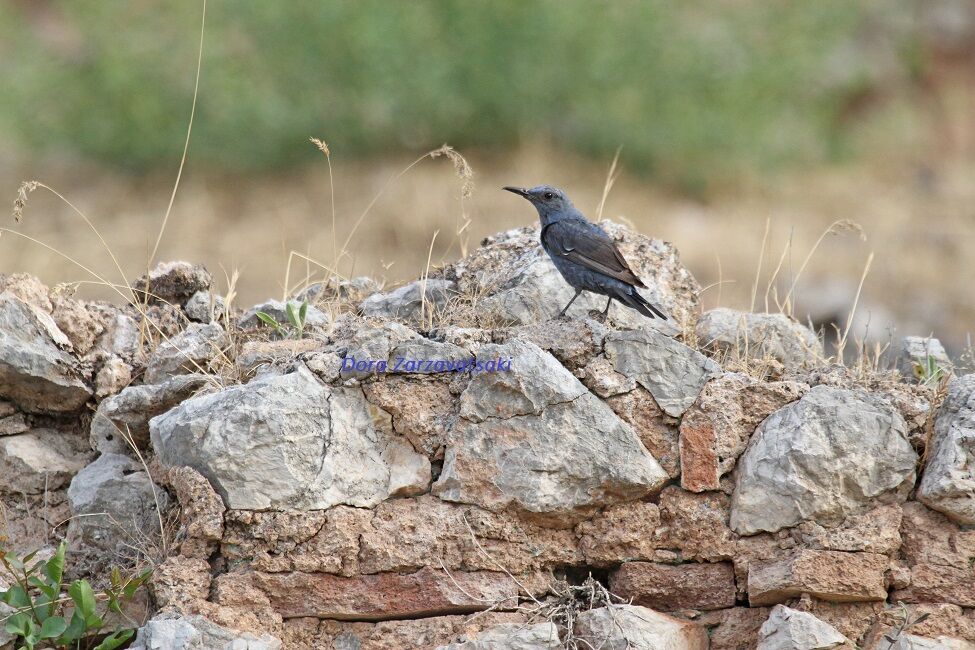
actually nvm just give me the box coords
[503,186,531,199]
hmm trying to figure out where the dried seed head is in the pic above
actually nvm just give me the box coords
[309,137,330,157]
[13,181,39,223]
[431,144,474,199]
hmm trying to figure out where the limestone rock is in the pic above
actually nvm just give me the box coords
[434,366,668,523]
[235,339,322,378]
[731,385,917,535]
[94,356,132,398]
[573,605,709,650]
[132,261,212,306]
[0,412,28,437]
[459,339,585,422]
[898,336,952,383]
[150,365,429,510]
[0,273,51,312]
[696,308,824,370]
[917,374,975,524]
[436,622,561,649]
[144,323,229,384]
[505,318,608,370]
[757,605,852,649]
[184,290,226,323]
[609,561,737,611]
[236,568,518,621]
[580,355,636,398]
[130,613,281,650]
[877,634,975,649]
[603,328,720,417]
[360,279,455,322]
[748,550,888,605]
[90,373,208,454]
[454,223,700,329]
[679,373,807,492]
[51,296,104,356]
[0,292,91,413]
[0,429,91,494]
[67,453,169,557]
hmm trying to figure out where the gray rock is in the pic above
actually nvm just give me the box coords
[91,373,208,454]
[604,328,721,417]
[898,336,952,384]
[132,261,211,306]
[145,323,228,384]
[0,413,28,437]
[573,605,710,650]
[298,275,380,305]
[98,313,142,360]
[338,321,468,379]
[0,429,92,494]
[434,341,668,523]
[436,622,562,649]
[917,374,975,524]
[150,365,429,509]
[389,337,472,375]
[454,223,700,330]
[0,292,91,413]
[731,385,917,535]
[130,613,281,650]
[757,605,851,649]
[94,356,133,398]
[696,308,824,370]
[67,453,169,556]
[878,634,973,650]
[459,339,586,421]
[239,299,329,331]
[360,278,456,322]
[184,291,226,323]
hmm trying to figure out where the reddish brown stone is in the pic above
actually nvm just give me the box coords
[748,550,888,605]
[893,564,975,608]
[679,374,805,492]
[697,607,771,650]
[249,567,520,621]
[609,561,737,611]
[606,387,680,478]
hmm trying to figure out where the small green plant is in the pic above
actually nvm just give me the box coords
[1,541,150,650]
[255,300,309,339]
[913,353,949,386]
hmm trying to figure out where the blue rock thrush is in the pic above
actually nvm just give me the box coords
[503,184,667,320]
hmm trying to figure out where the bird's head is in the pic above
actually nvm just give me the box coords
[503,184,577,224]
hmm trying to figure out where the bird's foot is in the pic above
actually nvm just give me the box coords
[587,309,609,323]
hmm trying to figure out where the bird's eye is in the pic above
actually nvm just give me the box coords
[543,192,555,200]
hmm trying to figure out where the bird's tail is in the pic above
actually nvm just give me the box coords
[618,288,668,320]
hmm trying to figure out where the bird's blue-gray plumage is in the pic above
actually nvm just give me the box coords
[503,184,667,320]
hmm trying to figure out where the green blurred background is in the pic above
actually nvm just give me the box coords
[0,0,973,353]
[0,1,924,189]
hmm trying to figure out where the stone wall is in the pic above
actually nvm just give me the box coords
[1,223,973,649]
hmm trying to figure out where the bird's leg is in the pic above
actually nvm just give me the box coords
[558,289,583,318]
[601,296,613,316]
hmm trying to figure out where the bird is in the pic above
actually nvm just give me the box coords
[503,184,667,320]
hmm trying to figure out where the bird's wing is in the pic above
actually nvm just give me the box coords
[543,220,646,288]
